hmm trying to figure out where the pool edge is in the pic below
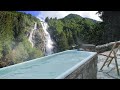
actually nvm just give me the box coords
[55,52,97,79]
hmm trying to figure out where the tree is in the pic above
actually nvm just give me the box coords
[0,41,3,58]
[98,11,120,43]
[57,32,69,51]
[45,17,49,22]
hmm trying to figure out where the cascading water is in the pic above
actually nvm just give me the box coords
[40,21,54,55]
[28,22,37,47]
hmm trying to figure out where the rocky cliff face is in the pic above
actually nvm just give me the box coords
[25,22,46,54]
[20,18,46,56]
[32,24,46,54]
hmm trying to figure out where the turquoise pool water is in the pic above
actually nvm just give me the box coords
[0,50,96,79]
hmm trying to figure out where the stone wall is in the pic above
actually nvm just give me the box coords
[81,44,96,52]
[64,54,98,79]
[77,41,120,53]
[96,41,120,53]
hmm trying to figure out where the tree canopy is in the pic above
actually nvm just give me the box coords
[98,11,120,43]
[0,11,44,68]
[47,14,103,52]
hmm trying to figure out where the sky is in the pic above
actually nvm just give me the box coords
[19,11,102,21]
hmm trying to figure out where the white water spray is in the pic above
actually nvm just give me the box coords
[40,20,54,55]
[28,22,37,47]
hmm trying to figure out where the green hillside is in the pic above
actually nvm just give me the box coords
[0,11,44,67]
[46,14,103,52]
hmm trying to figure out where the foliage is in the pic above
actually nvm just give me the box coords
[47,14,103,52]
[98,11,120,43]
[0,11,43,68]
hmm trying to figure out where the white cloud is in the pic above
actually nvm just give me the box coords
[37,11,102,21]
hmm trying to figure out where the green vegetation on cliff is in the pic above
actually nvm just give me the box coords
[46,14,104,52]
[0,11,44,68]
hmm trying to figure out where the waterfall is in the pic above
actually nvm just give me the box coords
[28,22,37,47]
[40,21,54,55]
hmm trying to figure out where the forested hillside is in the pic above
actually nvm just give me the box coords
[0,11,45,67]
[46,14,104,52]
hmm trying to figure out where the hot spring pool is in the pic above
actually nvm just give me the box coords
[0,50,97,79]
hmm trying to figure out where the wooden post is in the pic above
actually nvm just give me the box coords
[100,42,117,70]
[107,57,114,67]
[113,50,119,75]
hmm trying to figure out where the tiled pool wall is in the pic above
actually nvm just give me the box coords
[64,54,98,79]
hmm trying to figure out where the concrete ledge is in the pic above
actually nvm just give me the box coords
[64,54,98,79]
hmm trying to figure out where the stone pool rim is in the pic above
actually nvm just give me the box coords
[55,51,97,79]
[0,50,97,79]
